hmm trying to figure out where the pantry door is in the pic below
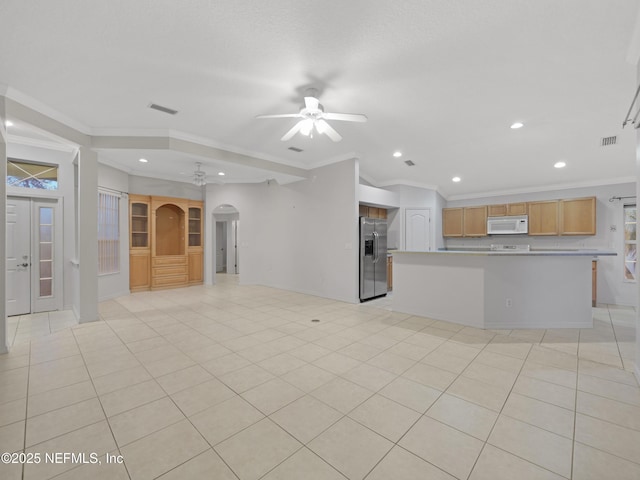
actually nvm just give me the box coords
[405,208,431,252]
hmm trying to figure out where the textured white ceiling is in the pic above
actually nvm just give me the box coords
[0,0,638,198]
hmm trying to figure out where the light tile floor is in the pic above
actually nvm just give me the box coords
[0,274,638,479]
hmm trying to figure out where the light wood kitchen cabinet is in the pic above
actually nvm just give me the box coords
[488,204,507,216]
[129,195,204,291]
[507,202,527,215]
[129,195,151,292]
[560,197,596,235]
[487,203,527,217]
[443,208,464,237]
[463,206,488,237]
[387,256,393,291]
[359,204,387,219]
[528,200,559,236]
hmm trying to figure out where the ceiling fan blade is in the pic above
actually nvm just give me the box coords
[304,96,320,111]
[323,112,368,122]
[256,113,301,119]
[281,121,303,141]
[317,120,342,142]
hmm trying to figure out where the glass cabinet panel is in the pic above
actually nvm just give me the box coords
[131,202,148,248]
[188,207,201,247]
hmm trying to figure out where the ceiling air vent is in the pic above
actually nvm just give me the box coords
[288,146,303,152]
[601,136,617,146]
[148,103,178,115]
[404,160,415,166]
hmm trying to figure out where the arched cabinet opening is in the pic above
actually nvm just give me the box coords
[155,204,185,256]
[129,195,203,291]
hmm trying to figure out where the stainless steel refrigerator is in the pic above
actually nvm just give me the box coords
[360,217,388,301]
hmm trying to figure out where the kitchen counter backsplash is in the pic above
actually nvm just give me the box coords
[445,234,608,252]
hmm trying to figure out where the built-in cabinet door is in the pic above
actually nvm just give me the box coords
[463,206,487,237]
[359,204,388,219]
[507,203,527,215]
[528,201,559,235]
[488,204,507,216]
[129,195,151,291]
[188,203,204,284]
[189,252,203,283]
[130,252,150,290]
[560,197,596,235]
[443,208,464,237]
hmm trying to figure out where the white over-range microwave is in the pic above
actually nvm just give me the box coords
[487,215,528,235]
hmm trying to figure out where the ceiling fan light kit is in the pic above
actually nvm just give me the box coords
[257,88,367,142]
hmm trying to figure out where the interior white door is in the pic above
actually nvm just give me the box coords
[215,222,226,273]
[232,220,239,274]
[405,208,431,252]
[6,197,31,316]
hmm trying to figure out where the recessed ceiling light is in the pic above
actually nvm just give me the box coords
[139,158,148,163]
[5,120,13,127]
[554,161,566,169]
[510,122,524,129]
[218,172,225,176]
[393,151,402,158]
[452,176,461,182]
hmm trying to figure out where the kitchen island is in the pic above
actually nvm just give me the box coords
[391,249,616,330]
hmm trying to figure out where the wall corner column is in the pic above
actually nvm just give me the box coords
[0,96,7,353]
[76,146,99,323]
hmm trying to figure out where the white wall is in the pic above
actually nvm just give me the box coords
[205,159,359,303]
[129,175,204,201]
[385,185,446,252]
[446,182,637,306]
[7,143,77,310]
[97,163,130,301]
[359,184,401,208]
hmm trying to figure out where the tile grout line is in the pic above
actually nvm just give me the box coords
[72,316,134,480]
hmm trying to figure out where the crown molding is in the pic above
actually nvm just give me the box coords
[7,134,78,153]
[446,176,637,202]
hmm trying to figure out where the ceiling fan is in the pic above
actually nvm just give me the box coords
[256,88,367,142]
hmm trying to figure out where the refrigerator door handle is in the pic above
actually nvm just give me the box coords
[373,231,379,263]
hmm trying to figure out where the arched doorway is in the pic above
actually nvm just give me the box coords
[212,204,239,276]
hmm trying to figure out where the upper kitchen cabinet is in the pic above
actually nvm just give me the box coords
[560,197,596,235]
[487,203,527,217]
[463,206,488,237]
[443,208,464,237]
[528,200,559,235]
[359,204,387,219]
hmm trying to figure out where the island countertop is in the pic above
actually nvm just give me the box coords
[390,249,616,257]
[391,250,610,330]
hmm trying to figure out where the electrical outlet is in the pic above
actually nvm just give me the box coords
[610,225,617,232]
[506,298,513,308]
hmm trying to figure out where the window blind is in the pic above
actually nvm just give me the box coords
[98,191,120,275]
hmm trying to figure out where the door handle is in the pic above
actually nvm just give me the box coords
[18,263,29,267]
[373,232,379,263]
